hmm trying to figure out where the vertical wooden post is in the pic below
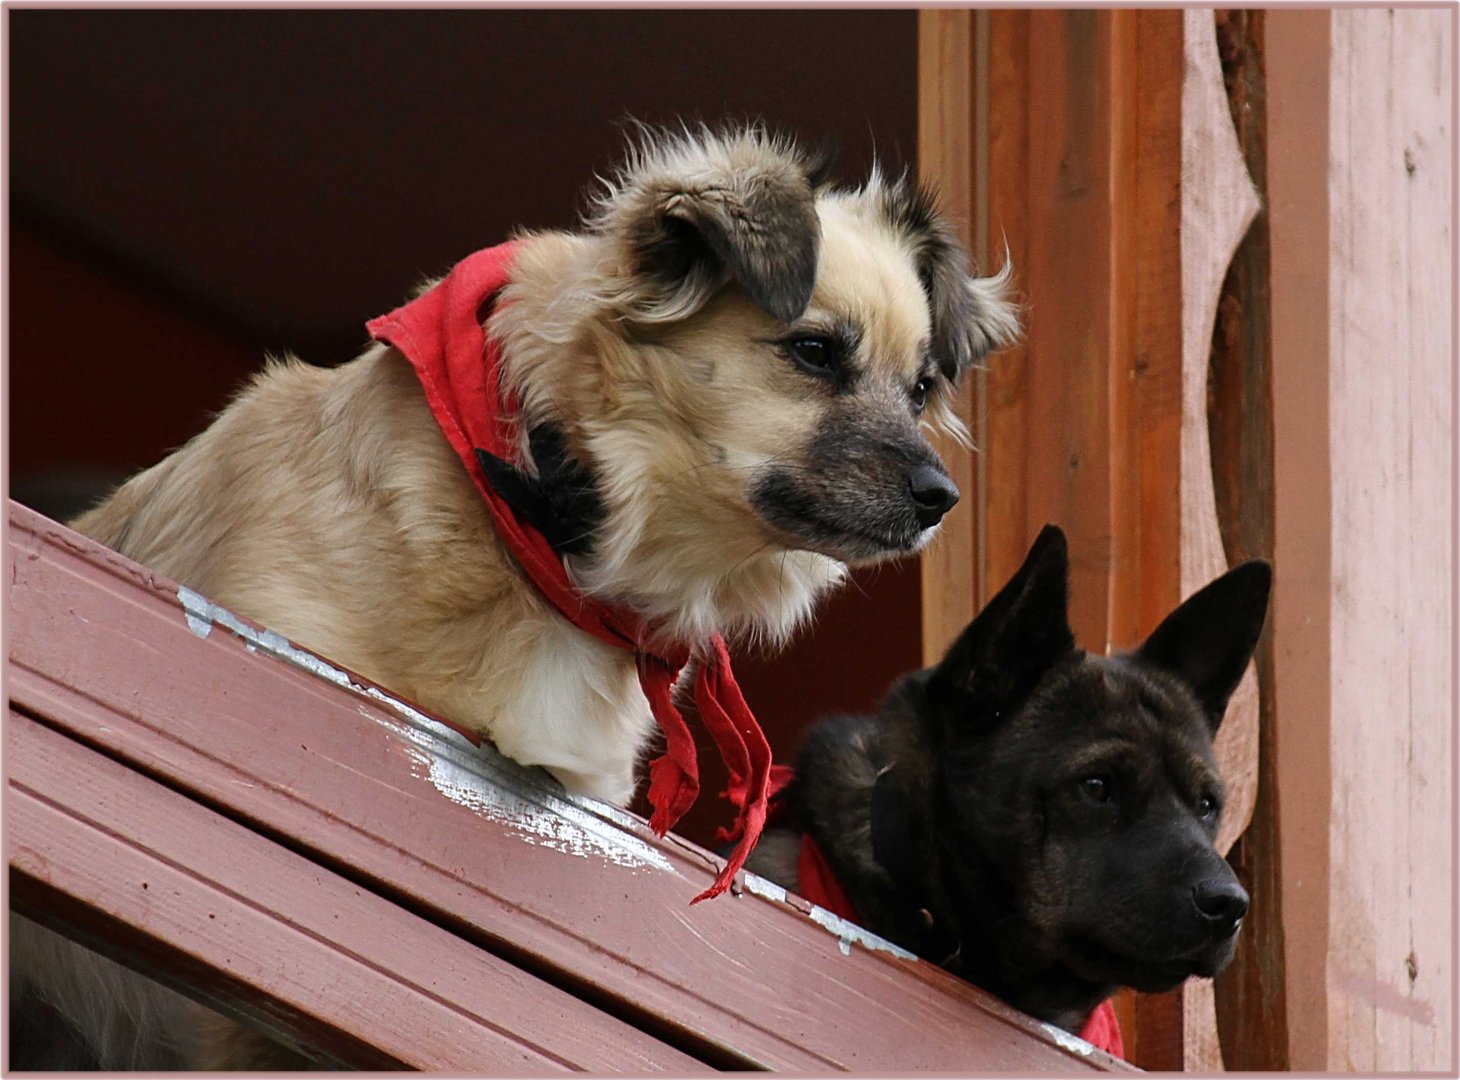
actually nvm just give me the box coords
[986,10,1130,639]
[1266,10,1334,1071]
[981,9,1183,652]
[918,8,978,666]
[981,10,1187,1069]
[1320,8,1453,1071]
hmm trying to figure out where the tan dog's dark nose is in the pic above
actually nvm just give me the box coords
[908,466,960,527]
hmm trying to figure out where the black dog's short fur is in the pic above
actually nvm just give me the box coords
[751,525,1271,1035]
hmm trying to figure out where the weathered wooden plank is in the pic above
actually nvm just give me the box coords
[984,12,1188,1070]
[1325,8,1453,1071]
[1266,11,1335,1070]
[983,9,1032,609]
[6,501,1128,1073]
[988,10,1126,644]
[8,711,705,1073]
[1128,8,1186,653]
[918,7,978,665]
[1119,11,1190,1071]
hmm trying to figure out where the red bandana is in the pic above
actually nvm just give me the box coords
[765,768,1125,1059]
[367,242,770,903]
[1077,999,1125,1060]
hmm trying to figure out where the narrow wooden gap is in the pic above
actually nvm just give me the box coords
[1104,7,1141,653]
[1207,10,1288,1070]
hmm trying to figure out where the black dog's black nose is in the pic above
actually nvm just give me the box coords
[1192,880,1249,936]
[908,466,960,527]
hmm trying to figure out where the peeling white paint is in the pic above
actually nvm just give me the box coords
[740,872,788,905]
[397,740,671,870]
[741,873,917,961]
[179,586,353,692]
[175,584,672,874]
[178,588,213,638]
[175,584,940,950]
[1040,1022,1097,1058]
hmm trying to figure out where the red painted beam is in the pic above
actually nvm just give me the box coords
[7,501,1129,1072]
[8,711,704,1072]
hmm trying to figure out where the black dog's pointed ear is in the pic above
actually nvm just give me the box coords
[925,524,1077,723]
[1137,561,1272,730]
[590,124,823,324]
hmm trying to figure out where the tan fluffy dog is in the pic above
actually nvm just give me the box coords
[11,124,1018,1069]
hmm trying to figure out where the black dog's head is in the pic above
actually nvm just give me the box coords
[915,525,1270,999]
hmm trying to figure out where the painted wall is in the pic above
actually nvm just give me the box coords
[1271,8,1453,1071]
[1324,8,1453,1071]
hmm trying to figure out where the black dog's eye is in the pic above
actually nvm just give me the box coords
[1079,776,1113,804]
[1199,794,1220,820]
[783,335,842,379]
[910,377,932,415]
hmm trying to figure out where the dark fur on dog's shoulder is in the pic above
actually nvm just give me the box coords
[763,526,1271,1035]
[476,424,605,555]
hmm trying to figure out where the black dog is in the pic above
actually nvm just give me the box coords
[750,525,1270,1039]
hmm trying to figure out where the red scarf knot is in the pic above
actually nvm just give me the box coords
[367,241,771,903]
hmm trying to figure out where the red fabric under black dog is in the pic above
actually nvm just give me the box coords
[766,767,1125,1058]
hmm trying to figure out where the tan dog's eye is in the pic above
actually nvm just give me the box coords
[911,378,932,415]
[784,335,843,381]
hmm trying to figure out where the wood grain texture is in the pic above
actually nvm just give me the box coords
[8,712,704,1072]
[1266,11,1335,1069]
[985,9,1127,647]
[983,11,1032,609]
[1325,8,1453,1071]
[984,12,1189,1069]
[6,501,1129,1073]
[918,8,978,665]
[1121,12,1191,1072]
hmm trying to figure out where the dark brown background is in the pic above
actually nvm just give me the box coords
[8,9,925,845]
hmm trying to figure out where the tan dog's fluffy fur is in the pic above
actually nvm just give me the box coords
[11,124,1018,1069]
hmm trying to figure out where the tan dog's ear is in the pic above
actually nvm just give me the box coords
[923,233,1020,381]
[590,125,824,324]
[882,176,1021,381]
